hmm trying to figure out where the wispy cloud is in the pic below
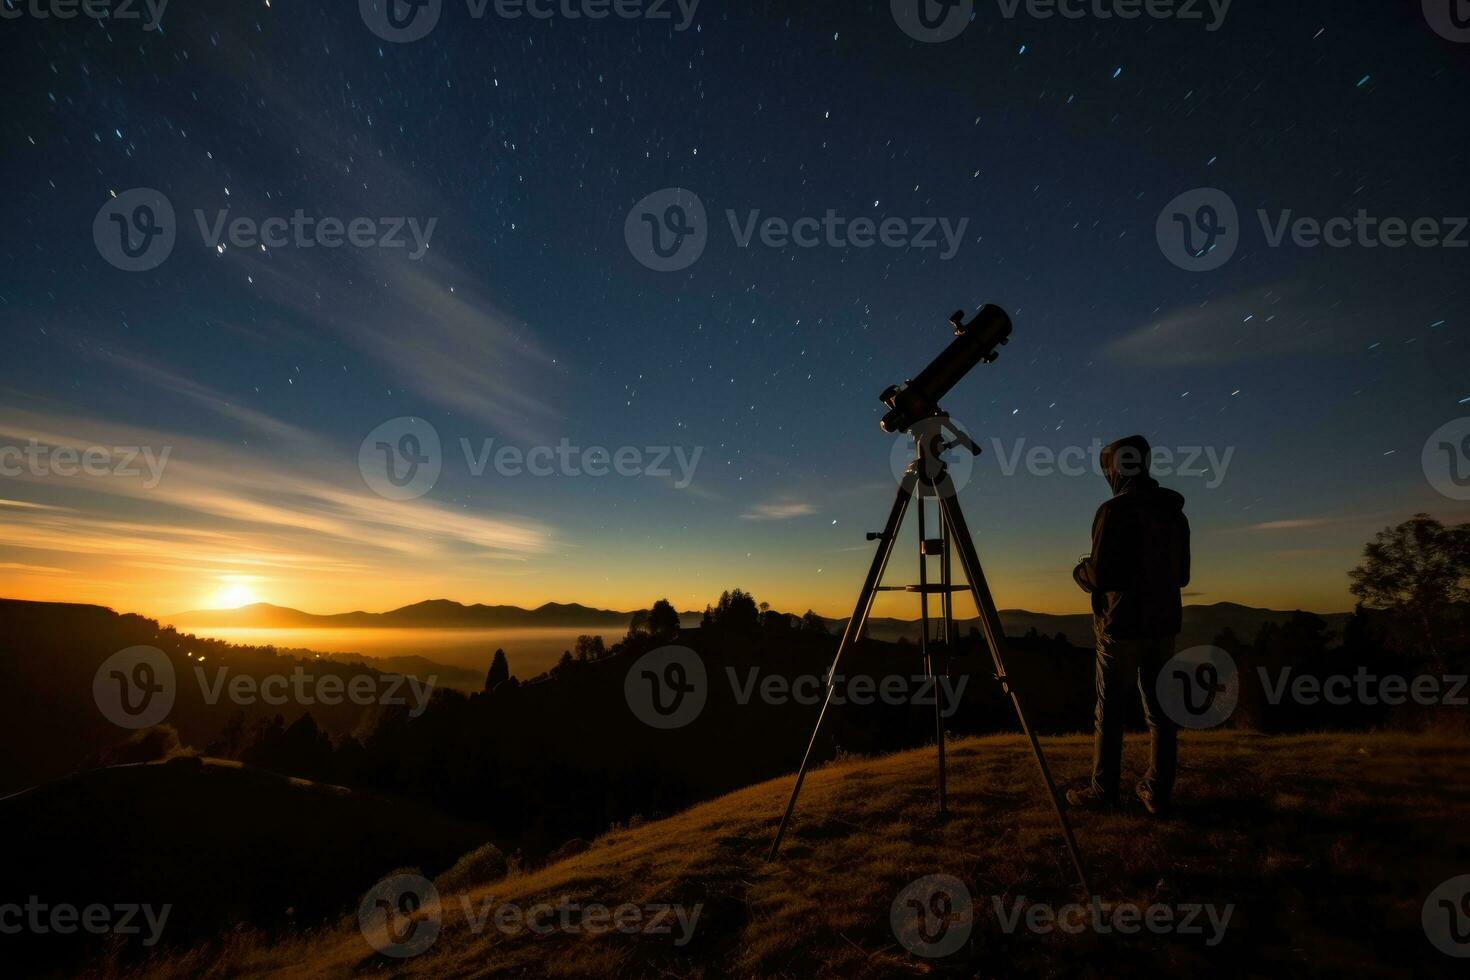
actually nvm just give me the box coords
[742,501,816,521]
[0,406,556,583]
[1104,284,1322,366]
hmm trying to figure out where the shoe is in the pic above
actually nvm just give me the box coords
[1065,785,1118,810]
[1136,782,1170,817]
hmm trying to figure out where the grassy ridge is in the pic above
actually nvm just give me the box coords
[154,731,1470,978]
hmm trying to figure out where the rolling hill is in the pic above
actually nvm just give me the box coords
[0,756,500,976]
[155,730,1468,979]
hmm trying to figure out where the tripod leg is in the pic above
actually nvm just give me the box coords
[768,467,918,861]
[917,493,947,814]
[936,485,1094,898]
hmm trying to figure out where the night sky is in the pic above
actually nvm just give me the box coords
[2,0,1468,618]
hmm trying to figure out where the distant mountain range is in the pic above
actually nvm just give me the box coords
[172,599,1351,651]
[169,599,659,629]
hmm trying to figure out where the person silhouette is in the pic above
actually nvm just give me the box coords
[1066,434,1191,816]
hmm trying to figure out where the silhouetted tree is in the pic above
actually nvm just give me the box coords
[801,610,828,635]
[711,588,760,634]
[647,599,681,640]
[623,608,652,646]
[574,635,606,662]
[1349,514,1470,662]
[485,649,510,691]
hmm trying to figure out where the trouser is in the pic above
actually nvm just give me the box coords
[1089,633,1178,803]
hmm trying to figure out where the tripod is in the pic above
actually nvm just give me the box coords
[766,414,1092,897]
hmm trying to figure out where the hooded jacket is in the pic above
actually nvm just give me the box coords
[1073,435,1191,641]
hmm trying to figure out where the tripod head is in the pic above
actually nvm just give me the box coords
[879,304,1012,436]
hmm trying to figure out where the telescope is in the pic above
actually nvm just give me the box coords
[879,304,1012,435]
[770,299,1093,897]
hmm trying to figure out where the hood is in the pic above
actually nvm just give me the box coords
[1100,434,1156,496]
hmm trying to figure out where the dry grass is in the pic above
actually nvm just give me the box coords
[143,731,1470,979]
